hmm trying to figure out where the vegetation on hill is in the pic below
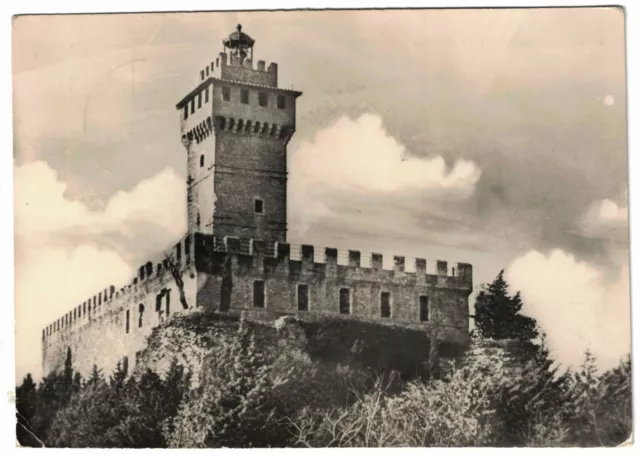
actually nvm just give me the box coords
[16,272,631,447]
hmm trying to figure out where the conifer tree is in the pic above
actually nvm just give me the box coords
[474,270,538,342]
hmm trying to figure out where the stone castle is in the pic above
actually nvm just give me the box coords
[41,25,473,378]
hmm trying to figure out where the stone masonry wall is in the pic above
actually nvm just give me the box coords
[193,234,472,347]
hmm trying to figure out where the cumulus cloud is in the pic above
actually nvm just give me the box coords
[15,160,186,241]
[577,197,629,243]
[505,249,630,371]
[289,113,481,234]
[14,160,187,381]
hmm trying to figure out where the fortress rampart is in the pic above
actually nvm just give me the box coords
[42,233,472,377]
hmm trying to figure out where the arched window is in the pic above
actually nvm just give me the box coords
[237,119,244,131]
[219,117,226,130]
[246,120,252,132]
[228,118,235,131]
[254,121,261,133]
[270,124,277,136]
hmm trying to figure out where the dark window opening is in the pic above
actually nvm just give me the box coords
[197,93,202,108]
[138,303,145,328]
[205,87,209,103]
[200,155,204,167]
[298,284,309,311]
[237,119,244,131]
[241,88,249,104]
[184,105,188,120]
[254,198,263,214]
[176,243,181,261]
[185,236,191,264]
[125,309,130,333]
[277,95,286,109]
[83,302,86,316]
[190,99,195,114]
[246,120,252,132]
[166,290,171,316]
[228,118,235,131]
[270,124,277,136]
[156,293,163,312]
[380,292,391,318]
[222,86,231,101]
[258,92,268,107]
[254,121,261,133]
[200,70,204,80]
[253,280,265,308]
[339,288,351,315]
[419,296,429,322]
[146,262,153,277]
[219,117,226,130]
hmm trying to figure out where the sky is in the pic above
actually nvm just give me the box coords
[13,7,630,381]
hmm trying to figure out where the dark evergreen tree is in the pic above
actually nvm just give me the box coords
[16,374,41,447]
[474,270,538,343]
[86,364,103,388]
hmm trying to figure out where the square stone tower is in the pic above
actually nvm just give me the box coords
[177,24,302,243]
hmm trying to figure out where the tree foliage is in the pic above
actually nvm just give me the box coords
[474,270,538,342]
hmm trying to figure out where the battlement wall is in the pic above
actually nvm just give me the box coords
[41,235,200,377]
[193,234,471,344]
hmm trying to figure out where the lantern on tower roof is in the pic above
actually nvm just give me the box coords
[223,24,255,62]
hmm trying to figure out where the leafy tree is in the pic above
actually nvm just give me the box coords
[474,270,538,343]
[166,320,289,448]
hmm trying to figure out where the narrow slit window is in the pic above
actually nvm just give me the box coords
[297,284,309,311]
[419,296,429,322]
[253,280,265,308]
[184,105,189,120]
[200,155,205,167]
[254,198,263,214]
[205,87,209,103]
[190,99,195,114]
[138,303,145,328]
[198,93,202,108]
[339,288,351,315]
[166,290,171,316]
[380,292,391,318]
[126,309,130,333]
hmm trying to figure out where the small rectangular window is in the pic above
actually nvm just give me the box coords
[253,280,265,308]
[419,296,429,322]
[205,87,209,103]
[126,309,130,333]
[297,284,309,311]
[339,288,351,315]
[198,93,202,108]
[166,290,171,316]
[184,105,189,120]
[222,86,231,101]
[200,70,204,80]
[241,88,249,104]
[380,292,391,318]
[176,243,181,261]
[277,95,286,109]
[254,198,263,214]
[258,92,268,107]
[190,99,195,114]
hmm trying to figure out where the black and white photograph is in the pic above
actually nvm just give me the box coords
[11,6,632,448]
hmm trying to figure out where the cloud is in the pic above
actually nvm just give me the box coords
[576,197,629,243]
[289,113,481,235]
[14,160,187,381]
[505,249,630,371]
[15,160,186,243]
